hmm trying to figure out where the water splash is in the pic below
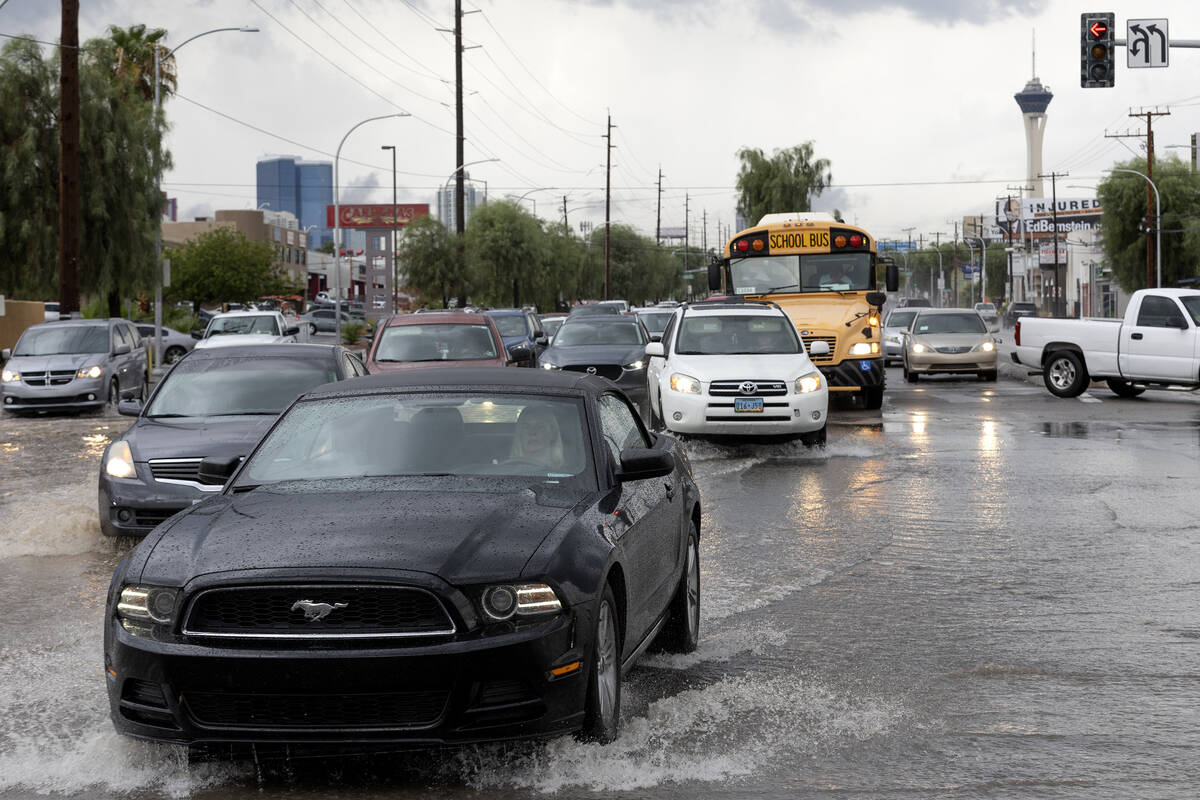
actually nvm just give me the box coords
[0,481,101,559]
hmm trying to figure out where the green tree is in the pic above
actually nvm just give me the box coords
[164,227,285,312]
[396,214,464,307]
[104,24,175,102]
[735,142,832,226]
[1097,155,1200,291]
[465,201,546,308]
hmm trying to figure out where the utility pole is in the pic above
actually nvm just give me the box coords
[1106,106,1169,289]
[1006,183,1030,302]
[684,193,690,276]
[58,0,81,314]
[702,209,707,254]
[604,112,614,300]
[655,166,663,245]
[453,0,464,236]
[951,221,959,307]
[928,232,944,306]
[902,226,915,297]
[562,195,568,229]
[1038,170,1068,315]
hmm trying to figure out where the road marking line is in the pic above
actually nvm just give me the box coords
[1078,393,1102,403]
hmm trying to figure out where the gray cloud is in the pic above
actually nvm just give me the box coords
[342,172,382,205]
[567,0,1040,28]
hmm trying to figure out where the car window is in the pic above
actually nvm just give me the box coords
[886,310,917,329]
[554,321,647,347]
[676,314,800,355]
[145,356,337,418]
[13,325,108,356]
[912,313,987,334]
[374,323,499,362]
[597,393,648,462]
[124,323,142,348]
[1135,295,1185,328]
[342,352,366,377]
[490,315,529,338]
[137,325,154,337]
[660,313,678,351]
[1179,296,1200,326]
[112,324,130,351]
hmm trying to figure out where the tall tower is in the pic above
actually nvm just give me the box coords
[1014,34,1052,197]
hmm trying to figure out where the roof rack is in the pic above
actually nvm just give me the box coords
[684,297,782,311]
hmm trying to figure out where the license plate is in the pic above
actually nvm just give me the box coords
[734,397,764,412]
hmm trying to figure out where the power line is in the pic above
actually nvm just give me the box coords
[340,0,444,81]
[310,0,447,86]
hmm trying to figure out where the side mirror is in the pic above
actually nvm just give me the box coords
[1167,315,1189,330]
[1,348,10,361]
[113,343,131,356]
[615,447,675,481]
[117,399,143,417]
[284,325,300,336]
[649,333,662,342]
[533,329,545,339]
[808,340,830,357]
[644,341,665,358]
[535,336,550,347]
[191,330,203,340]
[865,291,887,307]
[707,260,723,292]
[507,344,533,364]
[198,455,242,486]
[884,262,900,292]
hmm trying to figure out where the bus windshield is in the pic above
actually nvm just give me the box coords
[730,253,874,295]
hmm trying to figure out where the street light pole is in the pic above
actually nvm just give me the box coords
[1105,168,1162,289]
[962,233,985,305]
[152,26,257,372]
[381,145,398,314]
[334,113,409,341]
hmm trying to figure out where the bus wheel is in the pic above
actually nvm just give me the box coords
[861,386,883,410]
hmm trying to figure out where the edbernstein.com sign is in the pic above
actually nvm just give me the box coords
[1021,197,1102,238]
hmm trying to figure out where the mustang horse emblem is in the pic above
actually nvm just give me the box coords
[291,599,349,621]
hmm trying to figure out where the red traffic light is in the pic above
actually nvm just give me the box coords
[1089,20,1108,38]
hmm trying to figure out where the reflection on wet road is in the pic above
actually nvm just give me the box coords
[1,373,1198,798]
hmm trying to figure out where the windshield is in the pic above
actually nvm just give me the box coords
[146,356,336,417]
[375,323,498,362]
[730,252,874,294]
[912,313,987,335]
[975,303,996,312]
[636,312,673,334]
[885,311,918,329]
[554,320,647,347]
[14,325,107,356]
[240,393,593,486]
[489,315,529,337]
[542,318,565,337]
[206,315,280,336]
[676,314,801,355]
[1179,296,1200,325]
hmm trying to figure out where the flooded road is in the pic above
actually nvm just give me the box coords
[2,368,1199,798]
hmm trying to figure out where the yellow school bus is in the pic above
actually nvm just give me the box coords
[708,212,899,409]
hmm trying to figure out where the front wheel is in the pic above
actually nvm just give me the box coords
[657,526,700,654]
[307,323,318,336]
[1106,378,1145,398]
[861,386,883,410]
[1043,350,1088,398]
[164,346,186,365]
[579,585,621,743]
[650,388,664,430]
[904,362,919,383]
[800,424,827,448]
[980,370,998,382]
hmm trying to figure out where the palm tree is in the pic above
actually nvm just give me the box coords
[104,24,175,102]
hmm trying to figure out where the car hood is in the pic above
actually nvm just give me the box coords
[671,352,817,380]
[910,332,990,348]
[5,353,103,372]
[195,335,286,349]
[140,486,577,583]
[542,344,645,367]
[124,415,279,462]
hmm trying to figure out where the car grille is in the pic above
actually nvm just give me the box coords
[22,370,76,387]
[935,346,972,354]
[183,690,450,729]
[132,508,181,528]
[182,585,457,639]
[149,458,204,482]
[562,364,621,381]
[708,380,787,397]
[800,336,836,363]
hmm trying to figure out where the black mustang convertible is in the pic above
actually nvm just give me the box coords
[104,368,701,746]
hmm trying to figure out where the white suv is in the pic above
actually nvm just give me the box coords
[644,301,830,445]
[193,310,299,350]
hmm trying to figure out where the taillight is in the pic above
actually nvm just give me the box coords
[751,239,764,251]
[736,240,749,252]
[834,235,847,248]
[849,235,863,247]
[1014,319,1021,346]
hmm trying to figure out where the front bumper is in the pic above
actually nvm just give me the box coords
[98,464,214,537]
[905,349,998,374]
[661,387,827,435]
[2,376,106,412]
[816,358,885,391]
[105,605,589,745]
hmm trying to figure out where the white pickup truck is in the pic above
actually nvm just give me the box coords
[1012,288,1200,398]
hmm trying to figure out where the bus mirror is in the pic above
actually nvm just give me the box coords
[707,260,722,293]
[866,291,887,307]
[884,261,899,292]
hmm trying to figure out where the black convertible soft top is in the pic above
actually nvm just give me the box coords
[304,366,613,398]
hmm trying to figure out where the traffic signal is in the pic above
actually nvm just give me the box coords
[1081,12,1115,88]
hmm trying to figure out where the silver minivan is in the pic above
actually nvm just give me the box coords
[1,318,149,414]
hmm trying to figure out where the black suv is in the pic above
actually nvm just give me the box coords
[1004,302,1038,327]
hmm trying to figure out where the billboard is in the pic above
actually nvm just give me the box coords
[996,197,1103,239]
[326,203,429,228]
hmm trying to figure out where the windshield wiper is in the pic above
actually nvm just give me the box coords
[146,413,191,419]
[761,283,799,296]
[231,483,260,493]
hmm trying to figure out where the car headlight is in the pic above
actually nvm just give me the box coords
[1,368,19,383]
[623,359,645,371]
[77,365,103,379]
[669,373,701,394]
[541,362,560,370]
[116,584,179,632]
[104,440,137,479]
[795,372,823,393]
[848,342,880,356]
[979,341,995,352]
[911,343,927,354]
[479,583,562,622]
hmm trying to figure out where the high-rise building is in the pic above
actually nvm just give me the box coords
[1014,44,1052,198]
[435,174,480,231]
[256,156,333,248]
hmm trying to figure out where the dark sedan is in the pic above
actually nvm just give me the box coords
[104,368,700,746]
[537,315,651,414]
[98,344,366,537]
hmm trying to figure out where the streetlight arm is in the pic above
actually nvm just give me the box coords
[1105,167,1162,288]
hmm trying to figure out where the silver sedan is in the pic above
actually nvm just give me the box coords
[901,308,997,382]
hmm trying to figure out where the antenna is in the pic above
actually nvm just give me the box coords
[1032,29,1036,77]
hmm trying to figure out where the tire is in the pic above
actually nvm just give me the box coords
[1106,378,1145,398]
[579,584,621,743]
[904,364,918,383]
[164,346,186,365]
[138,373,149,401]
[862,386,883,410]
[650,389,664,431]
[980,370,998,382]
[657,525,700,654]
[1043,350,1088,398]
[800,424,827,448]
[308,323,318,336]
[106,380,119,410]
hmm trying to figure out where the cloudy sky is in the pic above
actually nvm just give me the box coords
[7,0,1200,247]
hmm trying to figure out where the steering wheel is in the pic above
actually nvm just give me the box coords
[500,458,547,470]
